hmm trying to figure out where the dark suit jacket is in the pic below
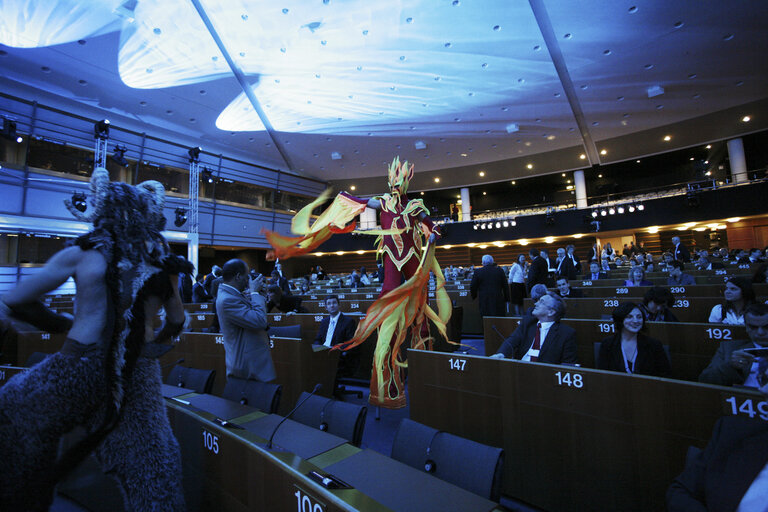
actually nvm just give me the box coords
[313,313,359,377]
[526,256,549,293]
[586,271,609,281]
[667,416,768,512]
[587,247,599,262]
[698,339,754,386]
[597,333,671,377]
[496,321,578,364]
[470,264,510,317]
[179,273,193,303]
[674,243,691,263]
[557,288,583,299]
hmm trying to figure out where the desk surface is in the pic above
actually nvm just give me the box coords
[324,448,499,512]
[240,414,348,460]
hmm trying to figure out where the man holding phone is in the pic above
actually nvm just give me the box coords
[216,259,276,382]
[699,303,768,388]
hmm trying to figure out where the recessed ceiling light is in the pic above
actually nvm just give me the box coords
[511,181,516,185]
[350,185,356,190]
[636,160,641,163]
[479,171,485,177]
[690,157,694,161]
[663,135,672,141]
[706,144,712,149]
[742,115,751,122]
[579,154,586,160]
[482,192,487,195]
[434,177,440,183]
[460,153,468,157]
[600,149,607,155]
[526,164,533,169]
[598,174,603,178]
[420,191,424,195]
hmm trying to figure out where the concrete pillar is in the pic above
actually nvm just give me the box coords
[360,206,377,230]
[727,138,748,184]
[574,170,587,208]
[460,187,471,221]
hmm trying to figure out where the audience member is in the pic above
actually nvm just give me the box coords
[192,273,212,303]
[699,303,768,387]
[316,265,327,280]
[203,265,222,296]
[271,269,291,296]
[641,287,679,322]
[666,261,696,286]
[597,302,671,377]
[490,292,577,364]
[359,266,372,286]
[313,295,359,377]
[526,247,549,293]
[587,242,600,263]
[555,277,583,298]
[178,271,193,303]
[470,254,510,317]
[752,263,768,284]
[625,266,653,287]
[601,242,616,261]
[587,261,608,281]
[266,285,305,314]
[708,277,756,325]
[508,254,527,316]
[216,260,275,382]
[671,236,691,262]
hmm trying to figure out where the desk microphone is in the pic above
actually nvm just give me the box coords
[161,358,185,370]
[266,383,322,449]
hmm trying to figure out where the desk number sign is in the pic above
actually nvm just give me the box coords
[293,485,326,512]
[724,395,768,421]
[555,371,584,389]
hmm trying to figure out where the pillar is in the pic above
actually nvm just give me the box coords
[460,187,471,221]
[727,138,748,184]
[574,169,587,208]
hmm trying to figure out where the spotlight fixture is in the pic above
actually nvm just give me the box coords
[473,223,479,230]
[174,207,188,227]
[71,192,87,212]
[600,209,607,217]
[591,210,598,218]
[188,146,202,162]
[480,223,486,230]
[495,222,501,228]
[686,191,700,208]
[200,167,214,183]
[502,220,509,227]
[617,206,625,214]
[94,119,110,139]
[608,207,616,215]
[628,205,636,213]
[511,220,517,226]
[112,144,128,166]
[637,204,645,211]
[1,119,22,143]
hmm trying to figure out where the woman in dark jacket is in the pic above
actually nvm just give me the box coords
[598,302,671,377]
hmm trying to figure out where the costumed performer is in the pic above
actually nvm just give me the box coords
[0,168,187,510]
[264,156,452,409]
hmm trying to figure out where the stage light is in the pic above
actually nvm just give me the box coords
[617,206,625,214]
[200,167,214,183]
[174,208,188,227]
[71,192,87,212]
[600,209,607,217]
[94,119,110,139]
[188,146,202,162]
[495,222,501,228]
[637,204,645,211]
[473,223,478,230]
[15,135,23,143]
[502,220,509,227]
[2,119,19,142]
[480,223,486,230]
[591,210,598,218]
[608,207,615,215]
[511,220,516,226]
[112,144,128,166]
[628,205,635,213]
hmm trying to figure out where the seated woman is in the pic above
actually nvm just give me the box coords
[708,276,756,325]
[625,266,653,287]
[597,302,671,377]
[641,286,679,322]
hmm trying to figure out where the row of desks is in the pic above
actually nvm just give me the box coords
[408,349,767,512]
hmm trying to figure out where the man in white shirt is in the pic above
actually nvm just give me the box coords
[313,295,359,377]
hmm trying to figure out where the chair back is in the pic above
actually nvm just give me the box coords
[222,376,281,414]
[391,418,504,502]
[25,351,51,368]
[165,365,216,394]
[292,392,367,446]
[269,324,302,339]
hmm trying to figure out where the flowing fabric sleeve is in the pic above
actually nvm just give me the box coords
[262,190,368,260]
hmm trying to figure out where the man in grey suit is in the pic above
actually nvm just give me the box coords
[490,292,578,364]
[216,259,276,382]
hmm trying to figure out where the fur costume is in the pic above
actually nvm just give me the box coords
[0,168,187,510]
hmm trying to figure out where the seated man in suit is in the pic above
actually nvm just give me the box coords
[266,285,305,314]
[587,261,608,280]
[490,292,578,364]
[667,356,768,511]
[699,303,768,387]
[555,277,583,299]
[313,295,359,378]
[666,260,696,286]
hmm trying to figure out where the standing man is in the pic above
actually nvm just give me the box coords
[216,259,276,382]
[490,292,577,364]
[671,236,691,262]
[470,254,509,317]
[527,247,549,293]
[314,295,359,377]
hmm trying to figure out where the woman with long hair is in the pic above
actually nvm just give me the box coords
[708,276,756,325]
[598,302,671,377]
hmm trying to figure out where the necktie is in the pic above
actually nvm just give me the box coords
[531,323,542,362]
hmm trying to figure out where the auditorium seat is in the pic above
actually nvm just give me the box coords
[221,376,282,414]
[165,365,216,394]
[391,418,504,502]
[291,392,367,447]
[269,324,302,339]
